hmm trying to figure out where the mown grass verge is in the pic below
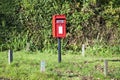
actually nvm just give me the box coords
[0,50,120,80]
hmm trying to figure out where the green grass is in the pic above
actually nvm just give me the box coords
[0,50,120,80]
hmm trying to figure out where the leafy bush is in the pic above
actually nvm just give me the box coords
[0,0,120,53]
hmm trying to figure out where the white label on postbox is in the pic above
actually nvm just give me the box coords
[58,26,63,34]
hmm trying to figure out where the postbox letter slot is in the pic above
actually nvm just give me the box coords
[56,20,64,23]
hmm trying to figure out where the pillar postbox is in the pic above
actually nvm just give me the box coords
[52,14,66,63]
[52,15,66,38]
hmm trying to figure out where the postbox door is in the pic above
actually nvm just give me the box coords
[56,23,66,38]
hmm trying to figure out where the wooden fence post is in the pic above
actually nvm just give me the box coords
[26,43,30,51]
[82,44,85,57]
[104,60,108,76]
[40,60,45,72]
[8,49,13,64]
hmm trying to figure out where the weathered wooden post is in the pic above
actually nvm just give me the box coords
[40,60,45,72]
[82,44,85,57]
[26,42,30,51]
[104,60,108,76]
[8,49,13,64]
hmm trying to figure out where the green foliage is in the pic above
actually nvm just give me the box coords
[85,40,120,57]
[0,0,120,52]
[0,51,120,79]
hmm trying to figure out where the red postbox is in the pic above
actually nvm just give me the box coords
[52,15,66,38]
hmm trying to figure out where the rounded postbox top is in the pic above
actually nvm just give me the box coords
[53,14,66,19]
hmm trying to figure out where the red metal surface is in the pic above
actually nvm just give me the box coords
[52,15,66,38]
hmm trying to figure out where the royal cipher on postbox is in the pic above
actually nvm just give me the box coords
[52,15,66,38]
